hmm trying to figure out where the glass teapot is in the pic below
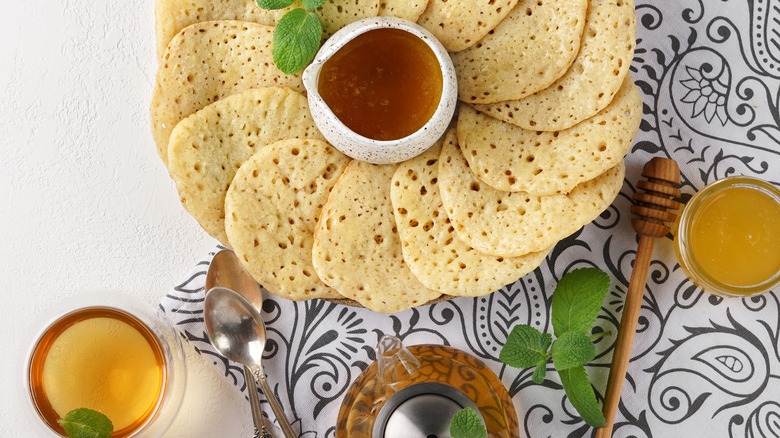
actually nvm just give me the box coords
[336,335,519,437]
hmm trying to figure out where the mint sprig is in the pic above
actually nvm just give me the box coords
[257,0,324,74]
[450,407,487,438]
[500,268,611,427]
[58,408,113,438]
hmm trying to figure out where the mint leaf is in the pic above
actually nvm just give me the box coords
[499,325,552,368]
[551,268,610,337]
[532,361,547,384]
[502,269,609,427]
[301,0,326,10]
[256,0,295,9]
[273,9,322,74]
[559,366,606,428]
[552,331,596,371]
[58,408,113,438]
[450,407,487,438]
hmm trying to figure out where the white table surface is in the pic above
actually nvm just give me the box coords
[0,1,253,436]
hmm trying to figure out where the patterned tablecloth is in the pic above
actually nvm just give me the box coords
[160,1,780,437]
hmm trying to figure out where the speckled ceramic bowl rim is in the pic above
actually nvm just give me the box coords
[302,17,457,152]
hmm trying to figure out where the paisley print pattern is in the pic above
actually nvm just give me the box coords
[160,1,779,436]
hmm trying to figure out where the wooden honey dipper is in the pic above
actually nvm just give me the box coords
[595,157,681,438]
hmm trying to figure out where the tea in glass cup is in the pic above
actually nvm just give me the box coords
[23,292,186,437]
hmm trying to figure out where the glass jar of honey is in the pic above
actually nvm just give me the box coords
[675,176,780,297]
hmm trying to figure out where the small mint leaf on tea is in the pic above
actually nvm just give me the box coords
[450,407,487,438]
[500,325,552,368]
[301,0,326,10]
[551,331,596,371]
[256,0,295,9]
[551,268,610,337]
[559,366,606,428]
[273,8,323,74]
[58,408,113,438]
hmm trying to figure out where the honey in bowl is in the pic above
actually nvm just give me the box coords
[676,176,780,296]
[317,28,443,141]
[28,307,166,437]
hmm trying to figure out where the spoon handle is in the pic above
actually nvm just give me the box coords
[244,366,272,438]
[255,369,297,438]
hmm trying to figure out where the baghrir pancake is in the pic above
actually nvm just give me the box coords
[167,87,324,245]
[378,0,428,21]
[438,136,626,257]
[474,0,636,130]
[319,0,380,36]
[417,0,520,52]
[155,0,385,59]
[312,161,441,313]
[391,130,551,296]
[225,139,349,300]
[154,0,293,61]
[151,21,303,166]
[452,0,587,104]
[458,76,641,196]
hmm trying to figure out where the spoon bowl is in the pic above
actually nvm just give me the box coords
[204,286,267,371]
[206,249,264,310]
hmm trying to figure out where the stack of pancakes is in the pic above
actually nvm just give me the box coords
[151,0,639,313]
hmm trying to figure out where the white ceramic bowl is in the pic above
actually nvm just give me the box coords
[302,17,458,164]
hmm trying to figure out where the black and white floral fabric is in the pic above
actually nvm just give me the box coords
[160,1,780,436]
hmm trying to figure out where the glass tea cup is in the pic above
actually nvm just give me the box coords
[21,291,186,437]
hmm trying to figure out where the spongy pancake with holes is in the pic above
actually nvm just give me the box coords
[391,130,551,295]
[452,0,587,104]
[151,21,304,166]
[378,0,428,21]
[168,87,324,245]
[225,139,349,300]
[416,0,519,52]
[154,0,295,61]
[312,161,441,313]
[458,76,641,196]
[318,0,380,37]
[438,137,625,257]
[474,0,636,130]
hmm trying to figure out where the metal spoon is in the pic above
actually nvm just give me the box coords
[206,250,270,438]
[204,286,297,438]
[206,249,264,310]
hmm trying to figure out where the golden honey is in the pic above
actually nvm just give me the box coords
[317,28,443,141]
[676,176,780,296]
[28,307,166,437]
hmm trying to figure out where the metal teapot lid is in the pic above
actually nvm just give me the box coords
[372,382,482,438]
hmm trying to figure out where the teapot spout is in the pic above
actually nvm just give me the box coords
[376,335,420,387]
